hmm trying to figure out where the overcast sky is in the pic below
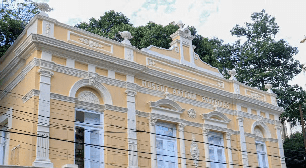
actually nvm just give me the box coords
[35,0,306,89]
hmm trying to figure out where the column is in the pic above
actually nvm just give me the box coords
[237,117,248,168]
[33,68,54,167]
[126,76,139,168]
[226,132,233,168]
[178,123,186,168]
[275,122,286,168]
[202,128,210,168]
[149,115,157,168]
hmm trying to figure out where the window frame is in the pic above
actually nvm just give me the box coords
[255,141,269,168]
[155,121,178,168]
[208,131,226,168]
[74,109,104,168]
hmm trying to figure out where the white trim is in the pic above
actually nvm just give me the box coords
[66,58,75,68]
[108,70,115,79]
[251,121,272,139]
[74,108,104,168]
[69,78,113,105]
[255,141,269,168]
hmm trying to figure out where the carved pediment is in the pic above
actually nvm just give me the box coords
[150,98,185,119]
[202,111,231,128]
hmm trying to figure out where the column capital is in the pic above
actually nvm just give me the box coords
[226,132,232,140]
[38,68,54,78]
[149,115,157,126]
[202,127,210,135]
[178,122,186,132]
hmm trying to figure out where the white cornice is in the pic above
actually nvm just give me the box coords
[1,14,277,100]
[1,34,283,114]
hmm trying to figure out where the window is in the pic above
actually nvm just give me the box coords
[75,110,104,168]
[0,124,7,165]
[208,132,226,168]
[155,122,178,168]
[256,141,268,168]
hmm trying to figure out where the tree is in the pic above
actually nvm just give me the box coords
[75,10,132,39]
[230,10,303,91]
[0,0,38,58]
[283,132,306,168]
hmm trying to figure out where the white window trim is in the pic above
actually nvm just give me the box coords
[208,131,226,168]
[255,141,269,168]
[0,108,12,165]
[155,121,178,168]
[74,109,104,168]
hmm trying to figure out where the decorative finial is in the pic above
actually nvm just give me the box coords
[176,20,184,29]
[265,83,273,93]
[34,2,53,17]
[228,69,237,80]
[119,31,133,45]
[164,90,170,99]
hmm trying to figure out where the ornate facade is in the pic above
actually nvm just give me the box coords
[0,10,286,168]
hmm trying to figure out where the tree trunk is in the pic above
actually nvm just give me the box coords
[299,104,306,154]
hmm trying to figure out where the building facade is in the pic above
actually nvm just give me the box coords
[0,11,286,168]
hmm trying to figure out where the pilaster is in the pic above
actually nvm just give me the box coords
[275,122,286,168]
[226,133,233,168]
[126,76,139,168]
[237,116,248,168]
[149,115,157,168]
[178,122,186,168]
[33,68,53,167]
[202,128,210,168]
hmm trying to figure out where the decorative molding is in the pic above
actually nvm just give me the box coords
[38,68,54,77]
[149,115,157,126]
[67,31,113,54]
[69,78,113,105]
[150,98,185,114]
[138,110,203,128]
[78,91,100,104]
[202,111,231,123]
[105,104,128,113]
[178,122,186,132]
[125,90,137,97]
[0,58,37,100]
[187,109,196,119]
[244,133,278,143]
[203,124,239,135]
[79,38,103,49]
[22,89,40,103]
[251,120,272,139]
[146,57,225,88]
[190,134,200,168]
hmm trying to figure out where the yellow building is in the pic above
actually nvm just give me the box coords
[0,8,286,168]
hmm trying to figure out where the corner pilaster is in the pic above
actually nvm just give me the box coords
[33,68,54,168]
[275,122,286,168]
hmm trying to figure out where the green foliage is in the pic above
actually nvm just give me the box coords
[278,85,306,124]
[75,10,132,38]
[231,9,302,90]
[0,0,38,58]
[283,132,306,167]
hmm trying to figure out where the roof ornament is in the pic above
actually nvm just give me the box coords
[228,69,237,81]
[119,31,133,45]
[34,2,53,17]
[176,20,184,29]
[265,83,273,93]
[164,90,170,99]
